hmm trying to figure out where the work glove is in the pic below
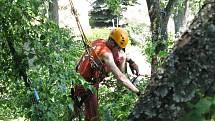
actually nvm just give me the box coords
[136,92,141,96]
[136,91,144,97]
[128,59,139,76]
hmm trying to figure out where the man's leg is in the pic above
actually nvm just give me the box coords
[84,90,99,121]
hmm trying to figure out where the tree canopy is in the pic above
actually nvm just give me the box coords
[90,0,138,27]
[0,0,84,120]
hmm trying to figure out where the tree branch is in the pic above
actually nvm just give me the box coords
[6,36,30,87]
[164,0,178,24]
[127,2,215,121]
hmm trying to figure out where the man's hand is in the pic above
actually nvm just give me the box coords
[136,91,144,97]
[136,91,141,96]
[128,59,139,76]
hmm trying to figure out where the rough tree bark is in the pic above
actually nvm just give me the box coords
[127,1,215,121]
[146,0,178,85]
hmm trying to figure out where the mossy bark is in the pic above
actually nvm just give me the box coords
[127,1,215,121]
[146,0,178,85]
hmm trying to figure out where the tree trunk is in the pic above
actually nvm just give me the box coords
[146,0,162,86]
[174,0,189,36]
[161,0,178,40]
[49,0,59,24]
[127,1,215,121]
[146,0,178,85]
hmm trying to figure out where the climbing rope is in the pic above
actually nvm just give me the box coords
[69,0,90,49]
[69,0,106,76]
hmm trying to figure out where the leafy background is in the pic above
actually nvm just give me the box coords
[1,0,214,121]
[0,0,84,120]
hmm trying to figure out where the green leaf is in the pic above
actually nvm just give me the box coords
[159,50,168,58]
[181,111,204,121]
[195,98,212,114]
[212,97,215,105]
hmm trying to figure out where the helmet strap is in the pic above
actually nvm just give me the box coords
[107,38,122,50]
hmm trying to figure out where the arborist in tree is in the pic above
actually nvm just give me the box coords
[72,27,140,121]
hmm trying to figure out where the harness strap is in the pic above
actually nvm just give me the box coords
[69,0,106,79]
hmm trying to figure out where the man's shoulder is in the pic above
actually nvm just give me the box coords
[92,39,108,49]
[92,39,112,56]
[92,39,106,44]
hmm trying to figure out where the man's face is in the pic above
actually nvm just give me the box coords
[108,38,123,51]
[111,39,122,51]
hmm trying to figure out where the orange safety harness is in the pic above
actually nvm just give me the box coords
[69,0,106,83]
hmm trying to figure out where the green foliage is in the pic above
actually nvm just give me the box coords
[87,28,111,41]
[160,0,169,9]
[136,32,174,67]
[182,97,215,121]
[90,0,138,27]
[189,0,205,15]
[0,0,85,120]
[105,0,139,16]
[125,21,174,65]
[99,76,148,121]
[126,22,149,46]
[105,0,121,16]
[127,22,148,35]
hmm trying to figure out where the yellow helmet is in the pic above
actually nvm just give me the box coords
[109,27,129,48]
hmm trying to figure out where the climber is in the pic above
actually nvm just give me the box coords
[73,27,140,121]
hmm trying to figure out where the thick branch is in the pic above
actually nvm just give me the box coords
[164,0,177,23]
[146,0,161,28]
[127,2,215,121]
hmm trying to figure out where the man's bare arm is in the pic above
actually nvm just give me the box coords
[101,52,139,93]
[118,50,126,73]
